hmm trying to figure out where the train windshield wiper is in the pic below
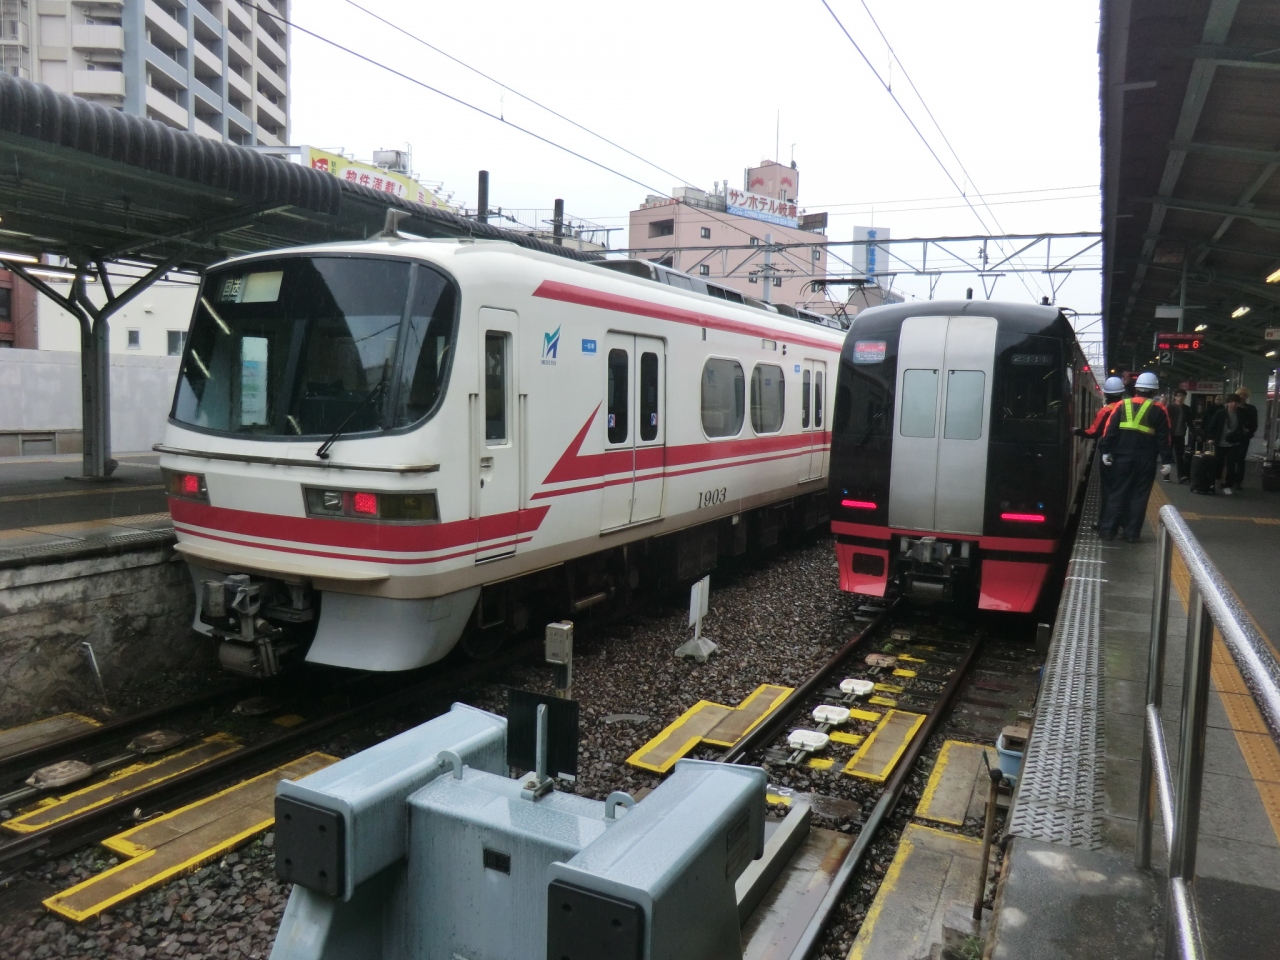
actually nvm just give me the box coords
[315,380,387,460]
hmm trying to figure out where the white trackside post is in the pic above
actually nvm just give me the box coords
[675,575,717,661]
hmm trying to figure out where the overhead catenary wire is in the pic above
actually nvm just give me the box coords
[819,0,1048,302]
[341,0,699,191]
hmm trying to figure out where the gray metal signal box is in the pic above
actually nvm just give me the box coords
[269,703,765,960]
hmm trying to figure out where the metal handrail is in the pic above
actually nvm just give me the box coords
[1136,504,1280,960]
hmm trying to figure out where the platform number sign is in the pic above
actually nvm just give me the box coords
[1158,350,1173,366]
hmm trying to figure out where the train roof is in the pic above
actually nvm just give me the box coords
[848,300,1065,334]
[204,236,847,344]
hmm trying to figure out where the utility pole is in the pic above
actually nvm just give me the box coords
[553,198,564,246]
[477,170,489,224]
[763,232,773,304]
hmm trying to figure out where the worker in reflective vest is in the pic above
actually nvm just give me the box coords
[1075,377,1127,527]
[1098,372,1173,542]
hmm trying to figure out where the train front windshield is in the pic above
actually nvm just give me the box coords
[172,256,458,438]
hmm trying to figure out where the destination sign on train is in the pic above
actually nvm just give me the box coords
[1153,332,1202,351]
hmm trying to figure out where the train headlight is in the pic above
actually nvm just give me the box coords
[304,487,439,523]
[162,468,208,503]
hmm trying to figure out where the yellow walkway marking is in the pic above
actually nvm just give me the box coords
[1178,511,1280,525]
[626,684,793,773]
[916,740,997,827]
[0,713,100,762]
[2,735,241,834]
[1147,486,1280,845]
[846,824,982,960]
[842,710,925,782]
[45,752,336,922]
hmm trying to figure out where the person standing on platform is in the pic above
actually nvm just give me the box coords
[1099,371,1173,542]
[1236,387,1259,487]
[1167,389,1190,483]
[1207,394,1248,495]
[1075,376,1128,522]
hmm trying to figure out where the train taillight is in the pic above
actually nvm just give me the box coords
[1000,512,1046,523]
[841,499,877,510]
[304,487,439,523]
[161,468,208,503]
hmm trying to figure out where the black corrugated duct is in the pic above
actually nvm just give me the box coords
[0,73,601,263]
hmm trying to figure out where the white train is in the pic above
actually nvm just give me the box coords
[157,238,845,676]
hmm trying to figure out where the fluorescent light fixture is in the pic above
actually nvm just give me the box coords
[0,251,39,264]
[1195,324,1208,332]
[1267,267,1280,283]
[1232,305,1251,318]
[1268,350,1277,358]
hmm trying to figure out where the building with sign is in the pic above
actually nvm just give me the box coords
[627,160,895,316]
[0,0,290,146]
[258,145,457,211]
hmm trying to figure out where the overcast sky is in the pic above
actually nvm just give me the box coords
[290,0,1102,340]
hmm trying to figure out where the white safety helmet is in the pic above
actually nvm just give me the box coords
[1135,371,1160,392]
[1103,376,1125,394]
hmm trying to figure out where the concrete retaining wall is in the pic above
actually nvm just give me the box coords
[0,348,180,454]
[0,540,211,725]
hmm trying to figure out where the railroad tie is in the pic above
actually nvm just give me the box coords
[44,752,336,923]
[0,713,101,764]
[626,684,793,773]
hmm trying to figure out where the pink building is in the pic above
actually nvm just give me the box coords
[627,160,834,312]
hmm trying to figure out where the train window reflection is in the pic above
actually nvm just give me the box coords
[608,349,629,444]
[815,371,825,428]
[702,358,745,438]
[750,364,785,434]
[640,352,659,441]
[485,332,508,443]
[943,370,985,440]
[393,266,458,428]
[802,370,811,428]
[900,369,939,438]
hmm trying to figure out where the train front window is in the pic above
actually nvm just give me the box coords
[993,335,1063,442]
[173,257,459,438]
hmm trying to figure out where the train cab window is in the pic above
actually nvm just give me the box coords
[802,370,812,428]
[750,364,785,434]
[900,369,939,438]
[640,352,659,441]
[993,336,1063,442]
[484,332,509,443]
[608,348,629,443]
[814,371,825,428]
[702,358,745,438]
[943,370,985,440]
[392,266,458,427]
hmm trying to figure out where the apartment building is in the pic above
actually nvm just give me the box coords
[0,0,289,145]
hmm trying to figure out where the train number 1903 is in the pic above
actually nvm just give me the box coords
[697,487,728,509]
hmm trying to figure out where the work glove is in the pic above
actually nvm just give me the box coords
[1072,427,1085,437]
[1161,463,1171,478]
[1102,454,1113,467]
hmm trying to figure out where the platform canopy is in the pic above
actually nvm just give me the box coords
[1101,0,1280,378]
[0,73,595,477]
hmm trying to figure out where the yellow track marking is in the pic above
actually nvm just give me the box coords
[830,731,865,746]
[848,708,882,722]
[2,735,241,834]
[897,654,927,663]
[873,683,903,694]
[808,758,836,770]
[915,740,996,827]
[625,684,793,773]
[44,752,336,922]
[892,668,917,678]
[0,713,100,761]
[1147,486,1280,845]
[868,696,897,707]
[842,710,926,782]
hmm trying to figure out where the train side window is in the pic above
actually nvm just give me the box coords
[900,369,939,438]
[993,335,1062,442]
[608,348,629,444]
[815,371,824,428]
[943,370,985,440]
[702,358,745,438]
[750,364,785,434]
[484,332,508,443]
[640,352,659,441]
[802,369,812,428]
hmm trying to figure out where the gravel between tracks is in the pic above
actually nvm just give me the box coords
[3,534,859,959]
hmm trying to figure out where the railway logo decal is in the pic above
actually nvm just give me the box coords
[542,326,561,364]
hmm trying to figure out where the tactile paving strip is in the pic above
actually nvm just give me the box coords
[1006,470,1106,849]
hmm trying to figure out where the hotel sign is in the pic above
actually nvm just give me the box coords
[725,187,799,228]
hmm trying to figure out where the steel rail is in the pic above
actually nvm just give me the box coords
[721,598,901,765]
[0,640,540,874]
[0,684,248,782]
[788,631,983,960]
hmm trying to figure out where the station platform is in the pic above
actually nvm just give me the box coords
[993,464,1280,959]
[0,452,171,564]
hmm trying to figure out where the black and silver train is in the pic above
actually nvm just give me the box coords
[828,300,1099,612]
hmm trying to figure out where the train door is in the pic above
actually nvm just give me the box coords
[888,316,996,534]
[601,333,666,531]
[799,359,828,481]
[475,308,520,561]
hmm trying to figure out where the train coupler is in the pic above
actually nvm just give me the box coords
[200,574,298,678]
[897,536,971,603]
